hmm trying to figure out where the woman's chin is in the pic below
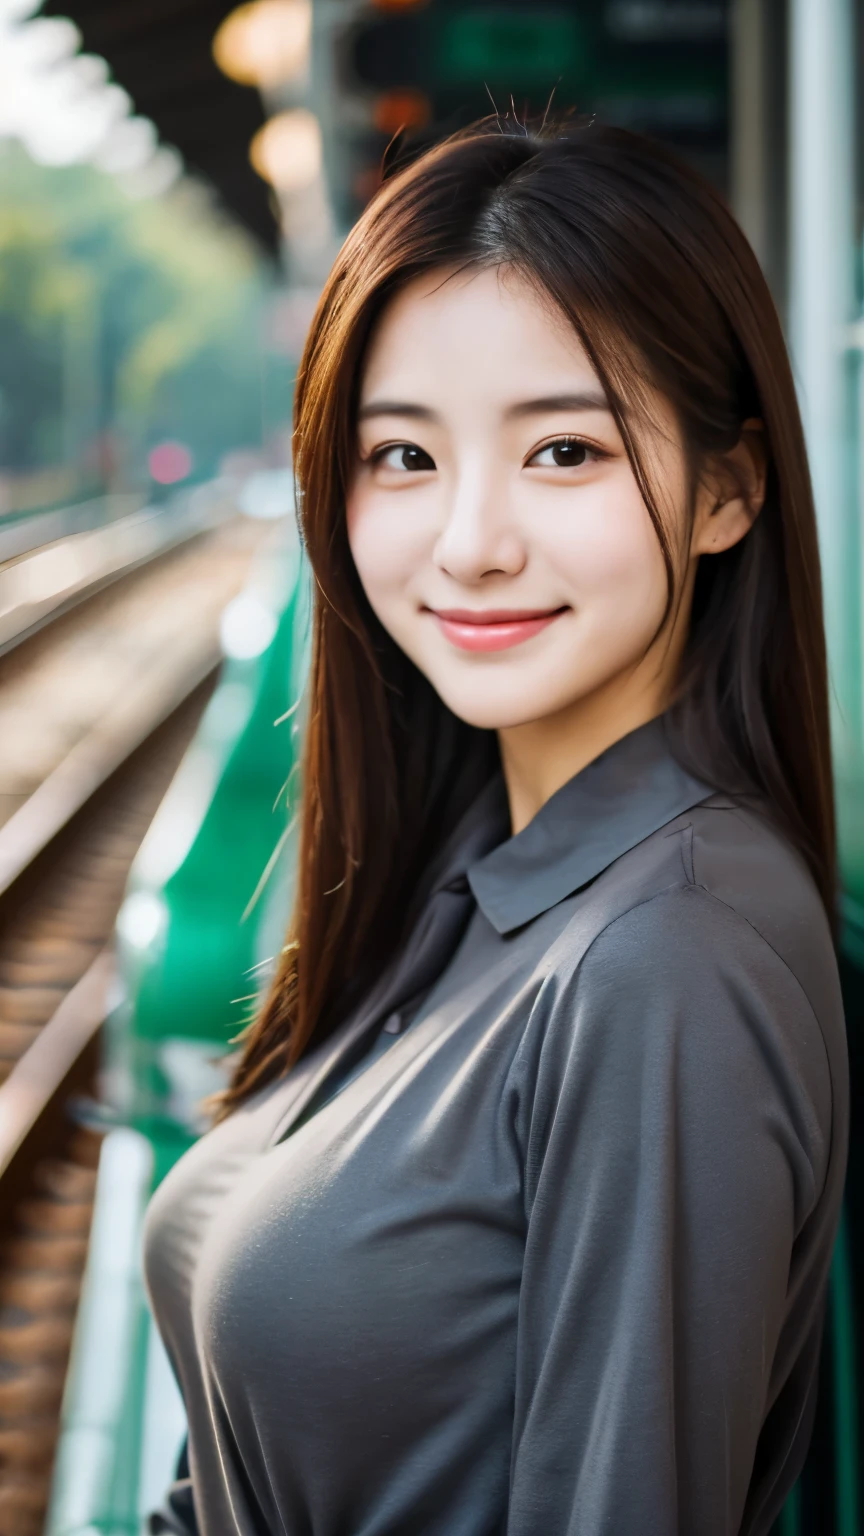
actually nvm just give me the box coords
[428,678,575,733]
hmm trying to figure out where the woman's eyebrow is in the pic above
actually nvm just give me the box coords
[505,391,610,419]
[357,391,611,424]
[357,400,440,423]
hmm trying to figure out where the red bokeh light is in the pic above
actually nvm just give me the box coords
[149,441,193,485]
[372,90,431,135]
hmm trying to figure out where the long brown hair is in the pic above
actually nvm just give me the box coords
[220,119,835,1115]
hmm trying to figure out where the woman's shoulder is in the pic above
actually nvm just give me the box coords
[524,797,847,1206]
[686,794,841,1035]
[567,792,840,1029]
[537,793,845,1118]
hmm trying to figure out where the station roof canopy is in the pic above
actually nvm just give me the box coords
[41,0,278,252]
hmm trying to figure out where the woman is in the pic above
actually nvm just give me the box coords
[145,121,849,1536]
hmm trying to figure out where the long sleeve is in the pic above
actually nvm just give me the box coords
[508,883,834,1536]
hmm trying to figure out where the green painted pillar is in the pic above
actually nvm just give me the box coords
[788,0,864,957]
[106,526,311,1173]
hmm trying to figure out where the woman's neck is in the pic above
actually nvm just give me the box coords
[498,680,672,835]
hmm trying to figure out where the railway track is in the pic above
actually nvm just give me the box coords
[0,512,270,1536]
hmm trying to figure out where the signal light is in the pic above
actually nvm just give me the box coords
[149,442,193,485]
[370,0,429,11]
[372,90,431,135]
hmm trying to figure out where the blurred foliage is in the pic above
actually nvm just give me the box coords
[0,143,278,514]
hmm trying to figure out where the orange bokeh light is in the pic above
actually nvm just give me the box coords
[372,90,432,135]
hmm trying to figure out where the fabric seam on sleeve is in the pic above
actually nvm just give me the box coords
[681,821,695,884]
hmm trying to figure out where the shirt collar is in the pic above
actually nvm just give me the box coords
[467,714,715,935]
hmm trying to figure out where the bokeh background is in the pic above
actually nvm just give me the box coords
[0,3,861,1535]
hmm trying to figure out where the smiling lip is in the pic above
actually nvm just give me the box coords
[428,606,567,652]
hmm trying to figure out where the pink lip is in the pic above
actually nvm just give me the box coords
[428,606,567,652]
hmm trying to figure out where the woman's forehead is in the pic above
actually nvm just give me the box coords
[358,265,604,407]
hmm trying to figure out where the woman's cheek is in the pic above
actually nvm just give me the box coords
[347,492,428,615]
[548,488,667,624]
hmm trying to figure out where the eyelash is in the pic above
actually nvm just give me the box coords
[525,435,604,468]
[366,442,429,468]
[365,435,604,470]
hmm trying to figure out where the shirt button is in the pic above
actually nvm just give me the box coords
[382,1010,403,1035]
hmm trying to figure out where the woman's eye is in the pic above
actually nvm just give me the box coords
[527,438,590,469]
[375,443,436,473]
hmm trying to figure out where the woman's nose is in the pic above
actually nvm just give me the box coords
[432,465,526,583]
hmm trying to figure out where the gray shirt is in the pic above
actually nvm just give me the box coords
[144,715,848,1536]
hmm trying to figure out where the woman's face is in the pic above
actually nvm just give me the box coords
[347,266,735,736]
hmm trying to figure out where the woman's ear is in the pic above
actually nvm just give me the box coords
[691,417,767,558]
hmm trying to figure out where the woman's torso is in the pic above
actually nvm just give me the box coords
[144,720,848,1536]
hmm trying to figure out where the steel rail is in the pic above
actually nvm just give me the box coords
[0,633,220,901]
[0,512,265,1534]
[0,675,219,1536]
[0,490,235,661]
[0,953,114,1185]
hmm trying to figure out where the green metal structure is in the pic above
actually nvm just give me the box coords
[107,522,309,1184]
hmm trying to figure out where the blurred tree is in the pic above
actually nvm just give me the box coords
[0,144,278,515]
